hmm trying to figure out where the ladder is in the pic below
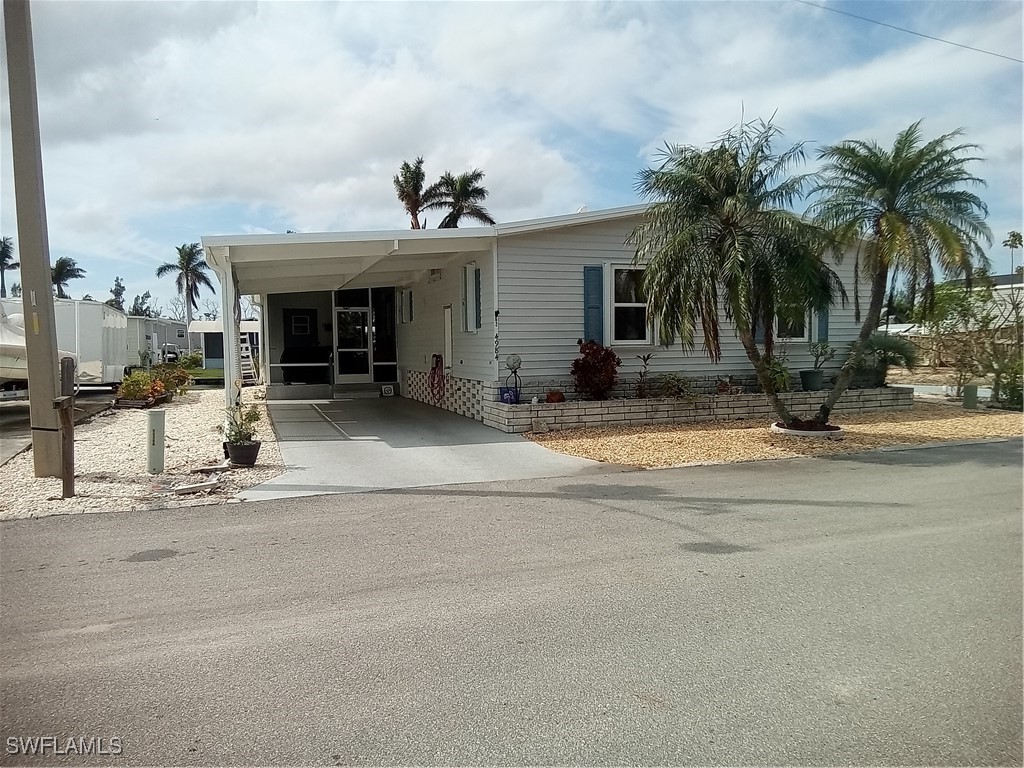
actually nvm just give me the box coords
[239,334,259,384]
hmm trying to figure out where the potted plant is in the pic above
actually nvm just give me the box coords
[217,404,263,466]
[800,341,836,391]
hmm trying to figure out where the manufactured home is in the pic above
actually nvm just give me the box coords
[187,319,261,371]
[202,205,868,426]
[126,316,188,367]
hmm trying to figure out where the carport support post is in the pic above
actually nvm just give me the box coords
[207,250,238,408]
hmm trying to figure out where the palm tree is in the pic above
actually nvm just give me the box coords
[393,157,434,229]
[0,236,18,299]
[809,121,991,424]
[630,120,844,427]
[156,243,215,350]
[424,170,496,228]
[50,256,87,298]
[1004,230,1022,278]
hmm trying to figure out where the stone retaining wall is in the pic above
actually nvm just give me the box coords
[481,386,913,434]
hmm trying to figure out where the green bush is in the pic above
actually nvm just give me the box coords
[152,363,191,394]
[763,355,792,392]
[654,372,698,399]
[179,351,203,369]
[118,370,154,400]
[850,332,919,387]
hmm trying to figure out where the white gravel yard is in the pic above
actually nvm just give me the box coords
[0,386,283,520]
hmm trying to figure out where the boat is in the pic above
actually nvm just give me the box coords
[0,308,78,388]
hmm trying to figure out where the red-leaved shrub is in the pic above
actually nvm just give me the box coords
[570,339,621,400]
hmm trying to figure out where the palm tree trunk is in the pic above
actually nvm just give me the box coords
[0,268,6,299]
[736,326,798,426]
[813,262,889,424]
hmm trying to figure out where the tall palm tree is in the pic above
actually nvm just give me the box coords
[809,121,991,424]
[0,236,18,299]
[424,170,496,228]
[393,157,434,229]
[630,120,843,427]
[156,243,215,350]
[50,256,87,299]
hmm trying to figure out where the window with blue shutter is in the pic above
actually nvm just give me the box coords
[583,265,604,344]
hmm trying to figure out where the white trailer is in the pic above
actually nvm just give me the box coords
[0,298,128,387]
[126,316,187,367]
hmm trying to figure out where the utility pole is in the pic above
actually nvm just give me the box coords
[4,0,62,476]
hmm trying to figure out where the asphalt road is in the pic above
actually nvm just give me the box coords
[1,440,1021,766]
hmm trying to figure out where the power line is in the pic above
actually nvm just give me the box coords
[792,0,1023,64]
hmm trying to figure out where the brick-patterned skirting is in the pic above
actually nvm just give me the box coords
[404,370,485,421]
[481,386,914,434]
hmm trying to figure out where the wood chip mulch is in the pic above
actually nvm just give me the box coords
[526,402,1023,468]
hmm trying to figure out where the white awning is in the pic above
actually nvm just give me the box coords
[202,228,496,295]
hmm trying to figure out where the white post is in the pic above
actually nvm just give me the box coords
[147,409,165,474]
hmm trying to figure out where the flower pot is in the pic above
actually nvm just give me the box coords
[799,369,824,392]
[226,441,261,467]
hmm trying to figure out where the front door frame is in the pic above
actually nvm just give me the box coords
[333,293,373,385]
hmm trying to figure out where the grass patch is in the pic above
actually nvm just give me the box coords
[187,368,223,379]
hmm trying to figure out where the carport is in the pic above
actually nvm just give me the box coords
[240,395,608,501]
[201,228,496,406]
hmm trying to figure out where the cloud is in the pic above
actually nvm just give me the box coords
[0,0,1020,303]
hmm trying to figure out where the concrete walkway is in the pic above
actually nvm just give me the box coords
[239,396,613,501]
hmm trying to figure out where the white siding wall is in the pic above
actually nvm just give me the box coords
[397,249,495,383]
[496,218,870,382]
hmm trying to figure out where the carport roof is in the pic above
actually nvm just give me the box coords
[201,204,647,295]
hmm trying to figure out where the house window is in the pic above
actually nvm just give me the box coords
[463,263,481,332]
[776,310,809,341]
[291,315,311,336]
[611,267,650,344]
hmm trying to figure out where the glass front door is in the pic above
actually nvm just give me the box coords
[335,309,371,383]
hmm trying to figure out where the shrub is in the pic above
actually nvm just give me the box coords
[118,370,154,400]
[654,372,698,399]
[763,356,792,392]
[152,363,191,394]
[545,389,566,403]
[570,339,621,400]
[850,332,919,388]
[179,351,203,369]
[634,353,655,398]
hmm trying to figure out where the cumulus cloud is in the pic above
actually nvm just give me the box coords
[0,0,1020,302]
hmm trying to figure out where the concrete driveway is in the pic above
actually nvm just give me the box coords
[240,396,612,501]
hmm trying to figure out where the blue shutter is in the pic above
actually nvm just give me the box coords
[583,265,604,344]
[753,318,765,345]
[816,309,829,342]
[474,268,482,329]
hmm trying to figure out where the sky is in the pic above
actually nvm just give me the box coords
[1,0,1021,313]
